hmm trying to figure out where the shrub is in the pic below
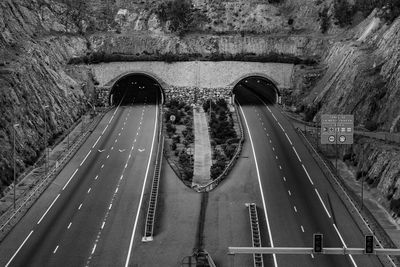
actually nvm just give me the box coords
[390,198,400,215]
[210,164,223,179]
[333,0,355,27]
[319,6,330,33]
[365,121,378,131]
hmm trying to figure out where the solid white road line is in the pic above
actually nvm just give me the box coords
[302,164,314,185]
[292,147,302,162]
[102,125,108,135]
[285,133,293,145]
[125,100,159,267]
[278,122,285,132]
[92,136,102,148]
[62,169,78,191]
[5,230,34,267]
[239,103,278,267]
[37,194,60,224]
[333,224,358,267]
[80,150,91,166]
[314,189,331,219]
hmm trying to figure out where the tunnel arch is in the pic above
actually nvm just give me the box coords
[108,71,166,106]
[231,74,281,105]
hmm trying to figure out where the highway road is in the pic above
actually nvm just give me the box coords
[0,86,160,267]
[223,85,383,267]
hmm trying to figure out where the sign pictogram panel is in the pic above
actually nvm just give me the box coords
[321,114,354,144]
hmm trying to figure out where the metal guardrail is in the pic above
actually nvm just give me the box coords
[246,203,264,267]
[142,102,164,242]
[142,136,164,242]
[195,101,245,192]
[0,109,110,241]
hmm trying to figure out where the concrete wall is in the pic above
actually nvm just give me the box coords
[91,61,294,90]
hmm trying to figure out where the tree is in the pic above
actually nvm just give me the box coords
[319,6,330,33]
[333,0,355,27]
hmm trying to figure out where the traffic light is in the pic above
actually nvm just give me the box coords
[365,235,374,254]
[313,233,323,253]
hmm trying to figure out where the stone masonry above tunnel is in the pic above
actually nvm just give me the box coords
[92,61,293,105]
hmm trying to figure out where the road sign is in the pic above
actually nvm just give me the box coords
[321,114,354,144]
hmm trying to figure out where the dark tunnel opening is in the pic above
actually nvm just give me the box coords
[109,74,164,106]
[232,76,279,106]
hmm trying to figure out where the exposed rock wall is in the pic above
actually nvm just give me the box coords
[0,0,90,192]
[303,14,400,132]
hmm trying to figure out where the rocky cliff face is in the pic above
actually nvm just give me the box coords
[301,12,400,132]
[0,0,90,192]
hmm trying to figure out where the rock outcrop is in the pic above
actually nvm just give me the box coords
[0,0,90,192]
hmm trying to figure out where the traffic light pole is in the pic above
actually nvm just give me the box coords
[228,247,400,256]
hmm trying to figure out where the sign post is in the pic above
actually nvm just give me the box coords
[321,115,354,184]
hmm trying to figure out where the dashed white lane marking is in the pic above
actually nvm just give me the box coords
[275,155,278,160]
[78,203,83,210]
[283,177,286,182]
[292,146,302,162]
[109,204,112,210]
[93,136,102,148]
[114,139,118,143]
[37,194,60,224]
[115,188,119,194]
[269,139,272,143]
[107,154,110,159]
[285,133,293,145]
[5,230,34,267]
[301,225,305,233]
[264,128,267,131]
[279,165,282,170]
[53,245,59,254]
[80,150,92,166]
[101,164,104,169]
[272,147,275,151]
[111,146,114,150]
[120,175,124,181]
[302,164,314,185]
[288,190,291,196]
[94,175,98,180]
[311,254,314,259]
[68,222,72,229]
[101,221,105,229]
[294,206,297,213]
[87,188,91,194]
[62,169,78,191]
[91,244,97,255]
[124,163,128,169]
[238,103,278,267]
[315,189,331,219]
[134,139,136,143]
[118,133,121,136]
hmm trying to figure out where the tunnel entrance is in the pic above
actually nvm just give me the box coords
[109,74,164,106]
[232,76,280,105]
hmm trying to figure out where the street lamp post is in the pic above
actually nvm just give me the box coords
[13,123,20,209]
[43,105,49,178]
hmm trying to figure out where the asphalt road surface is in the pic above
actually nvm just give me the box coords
[225,85,383,267]
[0,88,159,267]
